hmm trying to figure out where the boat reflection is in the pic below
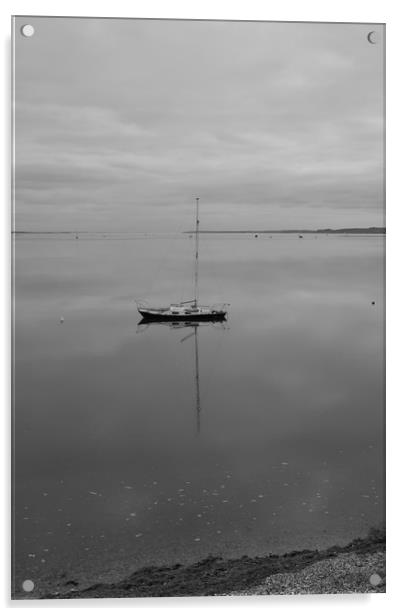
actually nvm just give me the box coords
[136,319,228,435]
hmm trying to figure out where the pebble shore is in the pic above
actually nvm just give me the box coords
[27,527,384,599]
[233,549,385,595]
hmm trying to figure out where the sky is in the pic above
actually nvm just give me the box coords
[14,17,385,231]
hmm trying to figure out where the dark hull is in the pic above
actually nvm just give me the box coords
[138,310,227,322]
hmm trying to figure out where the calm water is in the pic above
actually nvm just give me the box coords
[13,234,385,596]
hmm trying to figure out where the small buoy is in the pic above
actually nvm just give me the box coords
[60,317,64,323]
[371,301,375,305]
[254,234,258,238]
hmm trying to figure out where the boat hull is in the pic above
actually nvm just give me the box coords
[138,309,227,322]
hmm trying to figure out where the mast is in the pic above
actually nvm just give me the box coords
[194,197,200,307]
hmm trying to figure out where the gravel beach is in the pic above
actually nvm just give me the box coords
[30,527,385,599]
[233,550,385,595]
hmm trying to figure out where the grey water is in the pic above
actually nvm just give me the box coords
[13,233,385,595]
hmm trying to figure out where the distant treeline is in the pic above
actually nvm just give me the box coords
[185,227,385,234]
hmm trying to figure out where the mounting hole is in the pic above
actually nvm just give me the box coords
[21,24,35,37]
[369,573,382,587]
[22,579,35,592]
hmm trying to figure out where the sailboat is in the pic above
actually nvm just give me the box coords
[136,198,228,321]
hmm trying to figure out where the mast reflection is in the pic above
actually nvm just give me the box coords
[136,319,227,435]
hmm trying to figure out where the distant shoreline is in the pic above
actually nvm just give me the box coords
[186,227,386,235]
[12,227,385,235]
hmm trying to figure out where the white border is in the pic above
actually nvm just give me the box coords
[2,1,401,614]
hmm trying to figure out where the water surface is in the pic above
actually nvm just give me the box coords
[13,233,385,595]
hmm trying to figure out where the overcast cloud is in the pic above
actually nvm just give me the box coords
[14,18,384,231]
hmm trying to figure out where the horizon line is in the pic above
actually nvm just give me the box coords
[12,226,386,234]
